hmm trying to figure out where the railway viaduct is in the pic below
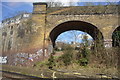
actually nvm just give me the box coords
[31,3,120,76]
[0,2,119,54]
[0,2,120,77]
[0,2,120,57]
[32,3,119,49]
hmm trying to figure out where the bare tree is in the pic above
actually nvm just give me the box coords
[69,30,79,45]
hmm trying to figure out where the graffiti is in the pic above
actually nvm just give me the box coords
[36,49,43,55]
[14,53,29,65]
[28,57,33,61]
[13,49,46,65]
[44,49,47,57]
[36,49,47,57]
[104,39,112,48]
[48,45,53,55]
[15,53,29,58]
[0,56,7,64]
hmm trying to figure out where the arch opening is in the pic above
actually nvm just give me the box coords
[55,30,93,51]
[112,26,120,47]
[49,21,104,47]
[56,30,93,44]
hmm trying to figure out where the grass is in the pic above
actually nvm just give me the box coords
[2,64,44,77]
[1,47,119,78]
[32,57,118,78]
[1,64,78,78]
[1,62,119,78]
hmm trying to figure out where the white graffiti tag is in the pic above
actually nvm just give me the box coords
[0,56,7,64]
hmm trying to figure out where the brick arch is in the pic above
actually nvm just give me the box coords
[111,25,120,37]
[49,20,104,47]
[48,15,103,34]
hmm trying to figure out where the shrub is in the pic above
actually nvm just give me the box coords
[81,46,90,58]
[76,34,90,66]
[61,51,73,66]
[60,45,73,66]
[47,54,55,69]
[112,31,120,47]
[78,58,88,66]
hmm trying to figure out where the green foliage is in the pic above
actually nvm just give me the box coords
[60,45,73,66]
[76,46,90,66]
[78,58,88,66]
[81,46,90,58]
[47,54,55,69]
[112,31,120,47]
[76,34,90,66]
[61,51,73,66]
[34,61,47,68]
[81,34,90,56]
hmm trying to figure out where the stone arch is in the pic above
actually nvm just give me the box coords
[112,26,120,47]
[110,25,119,37]
[48,15,102,33]
[49,20,104,47]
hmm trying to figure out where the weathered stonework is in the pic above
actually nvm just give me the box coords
[0,13,32,54]
[0,3,119,55]
[0,3,119,77]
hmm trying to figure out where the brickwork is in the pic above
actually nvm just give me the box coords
[0,3,119,64]
[0,3,119,53]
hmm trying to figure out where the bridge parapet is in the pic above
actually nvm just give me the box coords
[47,5,119,15]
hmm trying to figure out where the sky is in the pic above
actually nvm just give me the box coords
[0,0,119,21]
[1,2,33,21]
[56,30,93,43]
[0,0,119,43]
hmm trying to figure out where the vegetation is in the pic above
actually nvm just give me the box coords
[78,58,88,66]
[112,31,120,47]
[47,53,55,69]
[47,34,91,68]
[2,1,120,78]
[77,34,90,66]
[45,2,119,71]
[60,45,73,66]
[45,30,119,70]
